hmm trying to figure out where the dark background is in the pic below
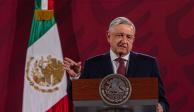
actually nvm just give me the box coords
[0,0,194,111]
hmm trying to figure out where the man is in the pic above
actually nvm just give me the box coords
[64,17,169,112]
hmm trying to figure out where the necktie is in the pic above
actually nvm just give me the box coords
[115,57,126,75]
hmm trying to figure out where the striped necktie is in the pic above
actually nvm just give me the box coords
[115,57,126,75]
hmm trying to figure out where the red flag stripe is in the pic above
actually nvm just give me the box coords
[47,95,70,112]
[48,0,54,10]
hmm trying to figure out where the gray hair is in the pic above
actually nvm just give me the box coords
[108,17,135,33]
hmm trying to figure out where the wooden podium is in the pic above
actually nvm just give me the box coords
[72,78,158,112]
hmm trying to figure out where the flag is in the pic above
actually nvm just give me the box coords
[23,0,69,111]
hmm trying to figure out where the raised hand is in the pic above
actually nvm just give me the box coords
[156,103,163,112]
[63,57,81,78]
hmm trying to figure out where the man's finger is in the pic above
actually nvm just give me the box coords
[68,70,78,77]
[63,64,70,69]
[77,61,82,66]
[156,103,163,112]
[64,60,71,65]
[64,57,77,65]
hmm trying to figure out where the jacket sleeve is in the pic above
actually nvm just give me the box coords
[152,59,169,112]
[80,60,90,79]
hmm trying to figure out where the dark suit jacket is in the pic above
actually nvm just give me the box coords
[81,51,169,112]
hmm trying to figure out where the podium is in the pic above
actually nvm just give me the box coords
[72,78,158,112]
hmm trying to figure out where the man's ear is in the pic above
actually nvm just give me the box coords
[106,31,110,42]
[132,36,135,43]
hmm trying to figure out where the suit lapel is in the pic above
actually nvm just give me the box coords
[102,53,114,75]
[101,52,137,77]
[126,51,137,77]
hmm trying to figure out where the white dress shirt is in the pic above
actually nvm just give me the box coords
[110,49,130,74]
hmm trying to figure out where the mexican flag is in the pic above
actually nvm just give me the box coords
[23,0,69,112]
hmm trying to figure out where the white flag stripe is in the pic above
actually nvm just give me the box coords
[41,0,48,10]
[23,24,67,112]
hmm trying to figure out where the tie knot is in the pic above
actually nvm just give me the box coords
[115,57,125,64]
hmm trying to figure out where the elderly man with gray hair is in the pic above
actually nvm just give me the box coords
[64,17,169,112]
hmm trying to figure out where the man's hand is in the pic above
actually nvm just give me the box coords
[156,103,163,112]
[63,57,81,78]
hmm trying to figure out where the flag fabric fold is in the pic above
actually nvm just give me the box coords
[23,0,69,112]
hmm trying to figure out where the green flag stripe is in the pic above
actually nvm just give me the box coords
[28,0,55,47]
[35,0,41,9]
[28,17,55,47]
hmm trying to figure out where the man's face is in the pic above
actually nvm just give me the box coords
[107,24,135,57]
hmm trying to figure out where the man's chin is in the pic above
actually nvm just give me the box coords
[117,51,128,57]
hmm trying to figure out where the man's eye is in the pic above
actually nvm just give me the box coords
[127,35,133,39]
[116,34,123,37]
[127,36,131,38]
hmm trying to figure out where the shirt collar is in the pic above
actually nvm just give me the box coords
[110,49,130,61]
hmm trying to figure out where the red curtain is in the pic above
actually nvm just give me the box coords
[1,0,194,112]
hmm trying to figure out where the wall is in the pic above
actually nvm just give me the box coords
[0,0,194,111]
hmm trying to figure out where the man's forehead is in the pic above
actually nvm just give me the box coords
[109,24,135,34]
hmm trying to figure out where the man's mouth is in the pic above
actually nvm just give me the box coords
[118,44,127,48]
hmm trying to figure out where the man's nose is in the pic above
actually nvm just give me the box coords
[121,36,128,43]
